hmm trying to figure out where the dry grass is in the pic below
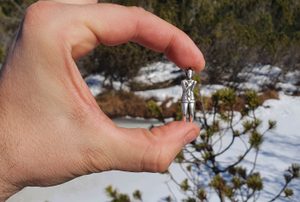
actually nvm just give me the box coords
[96,90,148,118]
[96,90,280,119]
[259,89,279,102]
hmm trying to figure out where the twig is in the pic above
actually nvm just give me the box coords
[267,180,291,202]
[165,180,178,202]
[249,149,259,175]
[218,146,252,173]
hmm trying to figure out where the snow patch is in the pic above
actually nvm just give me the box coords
[85,74,129,97]
[84,74,105,96]
[134,62,182,85]
[276,83,298,95]
[135,85,182,102]
[200,85,227,97]
[281,70,300,85]
[235,65,299,94]
[235,65,282,91]
[135,84,227,103]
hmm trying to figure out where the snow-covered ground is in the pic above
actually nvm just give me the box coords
[85,62,299,100]
[134,62,183,85]
[85,61,229,101]
[84,62,183,97]
[229,65,300,94]
[171,93,300,201]
[85,74,131,96]
[134,84,226,102]
[134,64,299,104]
[8,93,300,202]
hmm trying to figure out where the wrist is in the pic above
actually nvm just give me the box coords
[0,84,20,201]
[0,142,19,201]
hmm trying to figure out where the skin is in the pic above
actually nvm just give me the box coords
[0,0,205,201]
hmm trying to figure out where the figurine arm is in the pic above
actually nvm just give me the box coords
[181,80,188,90]
[191,80,197,88]
[187,82,193,88]
[186,80,196,89]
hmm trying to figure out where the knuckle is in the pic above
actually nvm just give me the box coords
[144,144,171,173]
[156,161,169,173]
[155,148,172,172]
[154,146,173,172]
[22,1,60,36]
[24,1,53,25]
[156,153,173,173]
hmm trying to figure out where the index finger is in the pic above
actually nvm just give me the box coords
[46,0,97,4]
[70,3,205,71]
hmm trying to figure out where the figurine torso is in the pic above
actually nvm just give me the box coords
[181,79,197,103]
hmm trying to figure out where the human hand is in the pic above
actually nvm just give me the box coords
[0,0,205,200]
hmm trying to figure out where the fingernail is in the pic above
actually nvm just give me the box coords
[184,129,198,145]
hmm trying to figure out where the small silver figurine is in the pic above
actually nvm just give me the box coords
[181,68,197,122]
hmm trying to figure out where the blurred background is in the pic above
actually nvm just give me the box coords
[1,1,300,202]
[1,0,300,85]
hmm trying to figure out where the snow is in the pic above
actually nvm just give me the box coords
[135,85,182,102]
[276,83,298,95]
[8,94,300,202]
[249,94,300,201]
[134,62,183,85]
[84,74,129,97]
[252,65,282,77]
[135,84,226,103]
[278,70,300,94]
[84,74,105,96]
[200,85,227,97]
[189,93,300,201]
[235,65,281,91]
[85,63,299,102]
[234,65,299,94]
[282,70,300,85]
[84,62,182,97]
[133,62,227,101]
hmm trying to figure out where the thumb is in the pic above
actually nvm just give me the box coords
[111,121,200,172]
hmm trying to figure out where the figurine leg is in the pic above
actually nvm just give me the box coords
[181,102,188,122]
[188,102,195,122]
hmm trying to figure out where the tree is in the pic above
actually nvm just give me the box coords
[0,0,36,63]
[2,0,300,80]
[105,185,142,202]
[167,88,299,201]
[104,87,300,202]
[83,43,160,90]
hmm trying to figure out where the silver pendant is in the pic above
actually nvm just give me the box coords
[181,68,197,122]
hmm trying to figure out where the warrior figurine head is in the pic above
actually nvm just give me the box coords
[186,68,193,80]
